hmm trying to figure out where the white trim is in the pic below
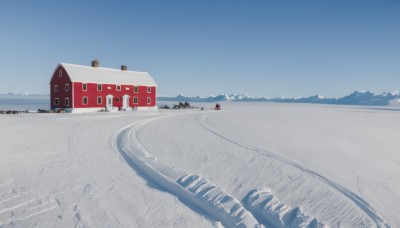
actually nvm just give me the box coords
[97,84,102,91]
[106,94,114,111]
[147,86,151,93]
[122,94,130,110]
[147,97,151,104]
[65,97,70,106]
[82,83,87,91]
[54,85,58,92]
[59,70,62,77]
[134,86,138,93]
[65,83,69,92]
[133,97,138,104]
[71,81,158,86]
[82,96,88,105]
[72,82,75,108]
[116,85,121,91]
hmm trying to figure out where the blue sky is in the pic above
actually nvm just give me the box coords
[0,0,399,97]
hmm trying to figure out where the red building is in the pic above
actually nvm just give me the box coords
[50,60,157,113]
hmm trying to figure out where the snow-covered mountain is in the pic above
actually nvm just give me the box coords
[158,91,400,106]
[3,92,48,96]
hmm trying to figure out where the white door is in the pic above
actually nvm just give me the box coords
[122,95,130,110]
[106,95,113,111]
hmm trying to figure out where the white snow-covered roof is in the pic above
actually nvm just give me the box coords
[58,63,157,86]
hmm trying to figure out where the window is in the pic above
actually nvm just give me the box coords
[65,84,69,92]
[116,85,121,91]
[97,84,102,91]
[82,96,88,105]
[147,97,151,104]
[59,70,62,77]
[65,98,70,106]
[116,98,120,103]
[82,83,87,91]
[54,85,58,92]
[133,97,138,104]
[54,98,59,105]
[97,96,102,105]
[147,86,151,93]
[134,86,138,93]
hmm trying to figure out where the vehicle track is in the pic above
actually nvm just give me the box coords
[113,112,261,227]
[197,112,391,228]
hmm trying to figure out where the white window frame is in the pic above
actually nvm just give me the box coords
[82,96,88,105]
[54,85,58,92]
[82,83,87,91]
[65,84,69,92]
[134,86,138,93]
[116,85,121,91]
[59,70,62,77]
[147,86,151,93]
[147,97,151,104]
[97,96,102,105]
[65,97,70,106]
[133,97,138,104]
[54,98,59,105]
[97,84,102,91]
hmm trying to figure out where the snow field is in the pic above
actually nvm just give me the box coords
[1,102,399,227]
[0,113,213,227]
[197,111,389,227]
[137,103,396,227]
[115,114,260,227]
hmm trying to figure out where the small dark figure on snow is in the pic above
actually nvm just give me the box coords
[215,103,221,110]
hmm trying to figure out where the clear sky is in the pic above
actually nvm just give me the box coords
[0,0,399,97]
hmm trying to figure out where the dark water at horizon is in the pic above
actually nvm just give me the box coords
[0,95,50,111]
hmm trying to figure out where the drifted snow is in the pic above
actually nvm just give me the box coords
[244,187,327,228]
[0,103,399,227]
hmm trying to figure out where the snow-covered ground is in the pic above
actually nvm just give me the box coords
[1,102,399,227]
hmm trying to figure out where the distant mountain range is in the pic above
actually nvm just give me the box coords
[3,91,399,106]
[158,91,400,106]
[4,92,49,96]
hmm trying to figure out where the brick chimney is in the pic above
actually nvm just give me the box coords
[91,60,99,68]
[121,65,127,71]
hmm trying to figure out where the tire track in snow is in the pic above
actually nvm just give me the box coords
[113,113,261,228]
[197,112,391,228]
[244,188,327,228]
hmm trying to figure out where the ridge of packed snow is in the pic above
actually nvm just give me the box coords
[244,188,327,228]
[158,91,400,106]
